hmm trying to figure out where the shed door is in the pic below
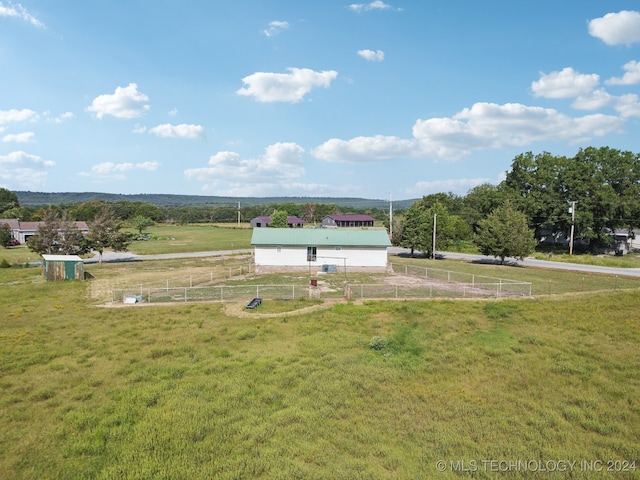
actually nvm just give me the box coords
[64,261,76,280]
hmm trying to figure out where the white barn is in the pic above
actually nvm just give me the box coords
[251,228,391,271]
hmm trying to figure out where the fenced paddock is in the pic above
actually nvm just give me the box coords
[110,262,530,304]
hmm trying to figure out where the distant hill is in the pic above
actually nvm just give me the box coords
[15,191,416,210]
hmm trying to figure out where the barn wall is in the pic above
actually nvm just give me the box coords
[254,246,388,267]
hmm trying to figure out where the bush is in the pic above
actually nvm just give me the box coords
[0,258,11,268]
[368,336,389,350]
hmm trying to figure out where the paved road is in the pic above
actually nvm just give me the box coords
[388,247,640,278]
[87,248,640,277]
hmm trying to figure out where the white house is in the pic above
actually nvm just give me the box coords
[251,228,391,271]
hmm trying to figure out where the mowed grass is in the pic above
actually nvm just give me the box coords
[126,224,253,255]
[1,263,639,479]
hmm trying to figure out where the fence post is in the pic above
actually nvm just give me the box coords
[184,288,187,302]
[395,285,398,298]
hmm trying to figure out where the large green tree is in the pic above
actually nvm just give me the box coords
[502,147,640,251]
[269,210,289,228]
[0,188,19,215]
[475,201,537,264]
[0,222,13,248]
[87,206,132,263]
[27,209,62,255]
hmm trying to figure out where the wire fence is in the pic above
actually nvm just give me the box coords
[111,262,531,304]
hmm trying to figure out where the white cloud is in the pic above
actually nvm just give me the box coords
[236,68,338,103]
[0,1,44,28]
[0,108,38,124]
[54,112,75,123]
[357,49,384,61]
[184,142,305,189]
[531,68,600,99]
[80,161,159,179]
[85,83,150,119]
[0,150,54,189]
[572,90,640,118]
[606,60,640,85]
[148,123,205,140]
[312,135,416,162]
[263,20,289,37]
[43,111,75,123]
[588,10,640,45]
[348,1,399,12]
[614,94,640,118]
[2,131,34,143]
[168,108,178,116]
[405,177,493,197]
[312,102,625,163]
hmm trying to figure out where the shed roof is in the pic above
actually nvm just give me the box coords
[42,254,84,262]
[251,228,391,247]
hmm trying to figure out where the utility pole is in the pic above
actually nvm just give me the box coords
[432,213,437,260]
[237,202,241,226]
[389,192,393,240]
[569,201,577,256]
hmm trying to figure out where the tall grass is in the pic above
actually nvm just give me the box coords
[1,263,639,478]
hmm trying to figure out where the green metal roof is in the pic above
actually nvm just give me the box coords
[251,228,391,247]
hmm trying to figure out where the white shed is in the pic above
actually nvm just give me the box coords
[251,228,391,271]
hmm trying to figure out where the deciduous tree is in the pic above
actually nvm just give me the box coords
[475,201,537,264]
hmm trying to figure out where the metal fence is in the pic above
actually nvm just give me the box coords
[389,263,532,297]
[110,261,532,304]
[113,284,310,304]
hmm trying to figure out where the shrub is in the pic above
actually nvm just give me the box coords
[0,258,11,268]
[368,336,389,351]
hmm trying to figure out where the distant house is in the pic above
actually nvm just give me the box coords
[322,214,375,228]
[0,219,89,244]
[42,254,84,281]
[251,228,391,271]
[249,215,305,228]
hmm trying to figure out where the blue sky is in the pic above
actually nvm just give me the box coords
[1,1,640,200]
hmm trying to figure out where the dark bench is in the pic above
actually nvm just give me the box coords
[245,298,262,309]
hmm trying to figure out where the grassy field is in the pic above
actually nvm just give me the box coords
[1,258,640,479]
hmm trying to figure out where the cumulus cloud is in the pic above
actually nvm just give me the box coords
[311,135,416,162]
[357,49,384,61]
[0,108,38,124]
[80,161,159,179]
[531,68,600,99]
[606,60,640,85]
[2,131,34,143]
[613,94,640,118]
[184,142,305,190]
[0,1,44,28]
[236,68,338,103]
[588,10,640,45]
[312,102,625,163]
[148,123,206,140]
[263,20,289,37]
[86,83,150,119]
[348,1,399,12]
[0,150,54,189]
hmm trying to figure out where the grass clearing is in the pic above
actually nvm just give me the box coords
[1,259,639,479]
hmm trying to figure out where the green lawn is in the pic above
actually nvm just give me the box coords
[1,261,639,479]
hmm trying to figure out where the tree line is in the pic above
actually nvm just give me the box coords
[393,146,640,261]
[3,146,640,263]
